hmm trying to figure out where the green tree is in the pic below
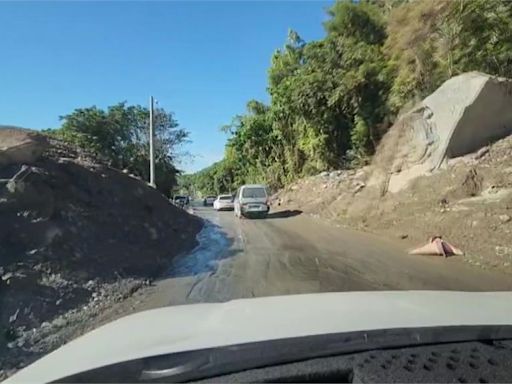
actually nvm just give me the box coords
[49,102,188,195]
[451,0,512,77]
[385,0,512,113]
[185,0,512,195]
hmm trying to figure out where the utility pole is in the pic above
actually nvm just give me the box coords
[149,96,156,188]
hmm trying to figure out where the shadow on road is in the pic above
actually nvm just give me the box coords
[266,210,303,219]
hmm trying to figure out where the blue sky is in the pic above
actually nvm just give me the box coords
[0,1,331,172]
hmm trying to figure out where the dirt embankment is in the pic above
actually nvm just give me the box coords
[0,127,202,378]
[274,73,512,274]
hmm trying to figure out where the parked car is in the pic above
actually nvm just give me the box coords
[234,184,270,218]
[213,194,235,211]
[203,195,216,206]
[173,195,188,209]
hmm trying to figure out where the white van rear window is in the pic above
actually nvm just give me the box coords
[242,187,266,198]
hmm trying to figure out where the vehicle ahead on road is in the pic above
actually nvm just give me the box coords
[213,194,234,211]
[7,292,512,383]
[203,195,216,206]
[172,195,188,209]
[234,184,270,218]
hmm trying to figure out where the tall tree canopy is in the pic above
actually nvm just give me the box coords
[48,102,188,195]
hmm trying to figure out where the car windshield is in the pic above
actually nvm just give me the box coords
[242,187,266,198]
[3,0,512,382]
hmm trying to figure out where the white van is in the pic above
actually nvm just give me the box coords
[234,184,270,218]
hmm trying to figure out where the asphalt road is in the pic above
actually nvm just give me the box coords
[135,204,512,309]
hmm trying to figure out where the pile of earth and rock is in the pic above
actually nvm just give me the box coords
[0,127,203,379]
[274,72,512,273]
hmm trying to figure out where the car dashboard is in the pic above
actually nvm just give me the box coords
[56,326,512,383]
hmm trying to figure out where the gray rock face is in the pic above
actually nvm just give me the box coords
[371,72,512,193]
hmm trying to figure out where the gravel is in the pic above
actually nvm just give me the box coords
[0,277,150,379]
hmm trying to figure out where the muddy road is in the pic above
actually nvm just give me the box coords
[4,203,512,380]
[133,204,512,310]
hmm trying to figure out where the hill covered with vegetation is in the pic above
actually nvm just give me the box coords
[45,102,188,196]
[181,0,512,195]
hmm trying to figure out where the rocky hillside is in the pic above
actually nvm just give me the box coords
[0,127,202,376]
[274,73,512,274]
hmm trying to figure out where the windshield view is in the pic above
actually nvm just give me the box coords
[2,0,512,383]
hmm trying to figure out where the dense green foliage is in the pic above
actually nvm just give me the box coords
[385,0,512,111]
[46,102,188,195]
[183,0,512,197]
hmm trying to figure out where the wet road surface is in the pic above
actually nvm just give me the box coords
[137,204,512,309]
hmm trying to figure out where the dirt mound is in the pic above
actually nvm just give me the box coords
[371,72,512,193]
[275,132,512,274]
[0,128,202,369]
[0,126,49,167]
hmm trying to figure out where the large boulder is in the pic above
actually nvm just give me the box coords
[0,126,48,167]
[371,72,512,193]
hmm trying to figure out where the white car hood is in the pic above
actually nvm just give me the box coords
[8,291,512,383]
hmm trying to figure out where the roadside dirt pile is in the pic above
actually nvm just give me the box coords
[274,72,512,273]
[0,127,202,376]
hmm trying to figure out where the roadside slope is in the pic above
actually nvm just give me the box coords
[274,73,512,273]
[0,127,202,378]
